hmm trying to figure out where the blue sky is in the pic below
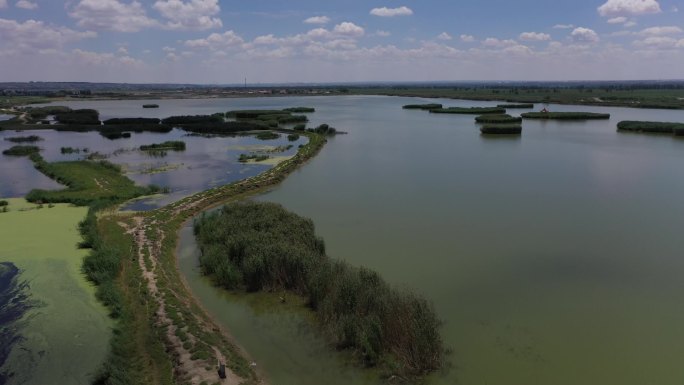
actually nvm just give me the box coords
[0,0,682,83]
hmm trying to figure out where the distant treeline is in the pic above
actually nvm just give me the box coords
[194,202,444,377]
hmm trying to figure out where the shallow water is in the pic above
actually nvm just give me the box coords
[5,96,684,385]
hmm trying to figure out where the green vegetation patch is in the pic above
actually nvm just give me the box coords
[2,145,41,156]
[475,114,523,123]
[497,103,534,108]
[4,135,43,143]
[521,112,610,120]
[255,131,280,140]
[617,120,684,134]
[480,124,522,135]
[431,107,506,114]
[283,107,316,113]
[307,123,338,136]
[238,154,269,163]
[402,103,443,110]
[56,109,100,125]
[26,154,162,205]
[140,140,186,152]
[194,202,444,377]
[103,118,161,125]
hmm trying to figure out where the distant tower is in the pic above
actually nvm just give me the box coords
[244,77,247,88]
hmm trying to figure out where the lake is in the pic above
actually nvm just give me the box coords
[4,95,684,385]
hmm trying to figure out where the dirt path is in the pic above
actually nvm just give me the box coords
[121,215,241,385]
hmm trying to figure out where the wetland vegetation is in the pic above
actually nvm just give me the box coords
[194,202,444,377]
[617,120,684,135]
[521,112,610,120]
[480,124,523,135]
[431,106,506,114]
[475,114,523,123]
[4,135,42,143]
[497,103,534,109]
[139,140,186,152]
[402,103,443,110]
[2,145,41,156]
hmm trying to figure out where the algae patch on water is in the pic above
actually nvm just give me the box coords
[0,198,111,385]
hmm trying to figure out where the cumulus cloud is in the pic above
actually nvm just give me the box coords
[633,36,681,48]
[370,6,413,17]
[0,18,96,53]
[482,38,518,47]
[15,0,37,9]
[460,34,475,42]
[571,27,600,43]
[333,22,364,37]
[304,15,330,24]
[69,0,158,32]
[519,32,551,41]
[598,0,661,16]
[153,0,222,30]
[607,16,628,23]
[375,30,391,37]
[72,48,144,67]
[638,26,683,36]
[184,30,243,49]
[437,32,452,41]
[553,24,574,29]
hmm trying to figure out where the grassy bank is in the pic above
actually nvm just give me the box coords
[194,202,444,377]
[521,112,610,120]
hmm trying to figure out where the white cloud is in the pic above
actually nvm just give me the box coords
[72,48,144,67]
[375,30,391,37]
[607,16,628,24]
[117,46,128,55]
[571,27,600,43]
[15,0,37,10]
[153,0,222,30]
[369,6,413,17]
[598,0,661,16]
[0,0,6,8]
[333,22,364,37]
[0,18,96,53]
[482,38,518,47]
[184,30,243,49]
[519,32,551,41]
[638,26,683,36]
[304,15,330,24]
[624,20,638,27]
[553,24,574,29]
[460,34,475,42]
[69,0,158,32]
[437,32,452,41]
[633,36,679,48]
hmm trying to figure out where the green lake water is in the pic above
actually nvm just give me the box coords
[4,95,684,384]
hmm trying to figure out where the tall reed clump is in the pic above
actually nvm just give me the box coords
[194,201,444,377]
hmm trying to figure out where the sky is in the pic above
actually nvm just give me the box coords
[0,0,683,84]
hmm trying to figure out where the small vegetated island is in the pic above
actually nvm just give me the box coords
[475,114,523,123]
[480,124,522,135]
[194,202,444,377]
[142,104,159,108]
[402,103,443,110]
[4,135,43,143]
[431,106,506,115]
[139,140,186,152]
[497,103,534,109]
[521,112,610,120]
[2,145,41,156]
[617,120,684,136]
